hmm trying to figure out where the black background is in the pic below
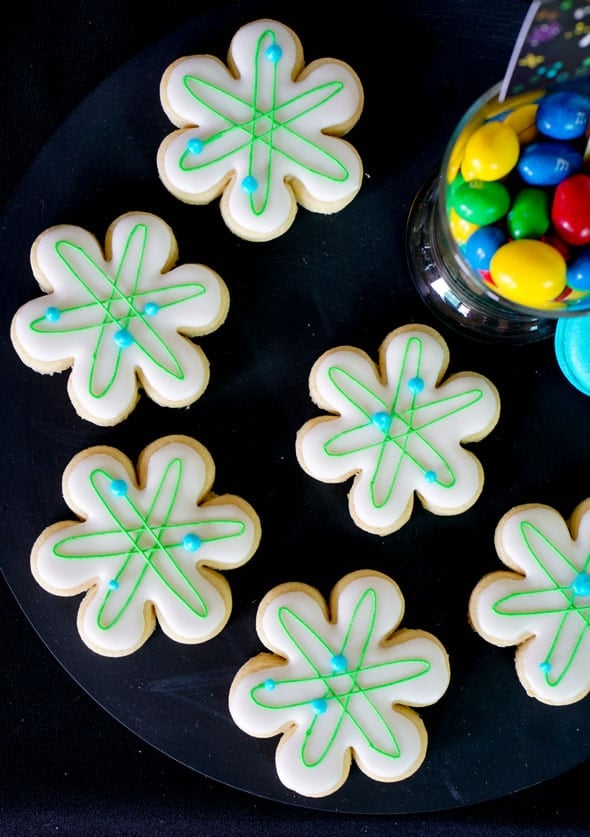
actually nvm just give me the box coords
[2,1,589,833]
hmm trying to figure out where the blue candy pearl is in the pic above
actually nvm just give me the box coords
[407,376,424,394]
[572,572,590,597]
[110,480,128,497]
[539,660,551,674]
[311,698,327,715]
[330,654,347,673]
[144,302,159,317]
[183,533,202,553]
[241,175,258,194]
[187,137,204,154]
[372,411,390,433]
[45,306,60,322]
[265,44,282,63]
[108,579,119,591]
[264,678,276,691]
[424,470,437,483]
[114,329,133,348]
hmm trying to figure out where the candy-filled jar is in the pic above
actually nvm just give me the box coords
[406,81,590,343]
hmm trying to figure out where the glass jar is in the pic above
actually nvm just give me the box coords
[406,81,590,343]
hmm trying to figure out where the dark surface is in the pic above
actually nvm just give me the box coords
[1,0,589,832]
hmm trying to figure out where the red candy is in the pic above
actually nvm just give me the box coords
[551,173,590,246]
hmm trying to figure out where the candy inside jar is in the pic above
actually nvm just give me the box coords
[406,78,590,343]
[442,86,590,312]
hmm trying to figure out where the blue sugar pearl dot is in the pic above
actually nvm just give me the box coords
[144,302,159,317]
[108,579,119,591]
[539,660,552,674]
[241,175,258,194]
[311,698,327,715]
[45,306,60,322]
[265,44,282,63]
[572,572,590,597]
[264,679,276,691]
[407,376,424,394]
[330,654,347,673]
[187,137,204,154]
[372,411,390,433]
[183,533,202,553]
[424,470,437,483]
[110,479,128,497]
[114,329,133,348]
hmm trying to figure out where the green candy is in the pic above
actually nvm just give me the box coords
[448,171,466,201]
[507,188,550,239]
[452,179,511,225]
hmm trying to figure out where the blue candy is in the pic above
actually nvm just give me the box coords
[566,249,590,292]
[536,91,590,141]
[554,317,590,396]
[517,141,582,186]
[462,225,507,271]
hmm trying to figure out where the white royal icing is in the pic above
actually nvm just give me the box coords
[11,212,228,425]
[229,571,450,797]
[469,502,590,705]
[157,18,364,241]
[32,437,260,656]
[296,324,500,534]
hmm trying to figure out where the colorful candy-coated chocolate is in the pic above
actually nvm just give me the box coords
[551,173,590,247]
[448,170,466,201]
[517,140,582,186]
[444,87,590,310]
[452,179,511,225]
[461,121,520,182]
[503,103,539,145]
[506,188,550,240]
[489,239,567,306]
[536,91,590,141]
[541,228,571,262]
[566,249,590,292]
[462,225,507,272]
[479,268,494,286]
[448,207,479,245]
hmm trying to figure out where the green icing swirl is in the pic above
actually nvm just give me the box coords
[53,456,246,631]
[177,27,352,218]
[322,335,486,509]
[492,519,590,687]
[29,222,208,400]
[250,586,432,768]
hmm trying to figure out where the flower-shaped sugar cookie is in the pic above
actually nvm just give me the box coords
[31,435,261,656]
[157,18,364,242]
[469,500,590,705]
[296,324,501,535]
[11,212,229,425]
[229,570,450,797]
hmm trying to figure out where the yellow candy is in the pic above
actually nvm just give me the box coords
[483,89,545,121]
[448,208,479,245]
[503,103,539,145]
[489,239,567,307]
[461,121,520,181]
[446,90,544,183]
[447,134,468,183]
